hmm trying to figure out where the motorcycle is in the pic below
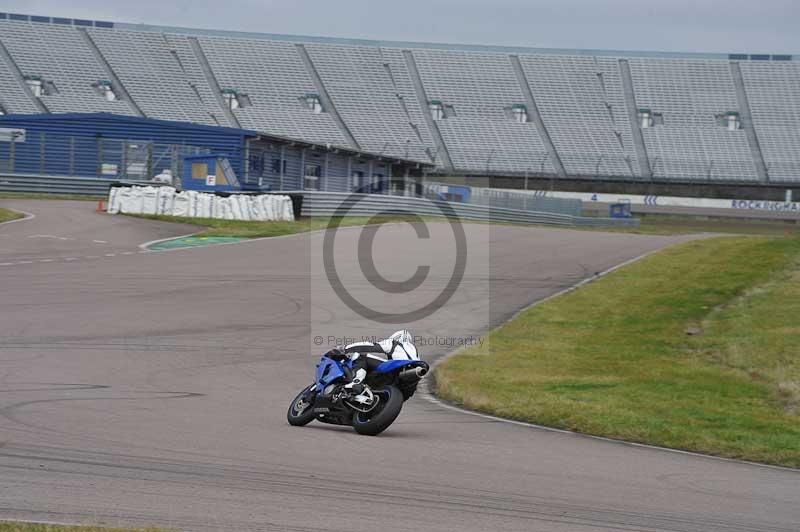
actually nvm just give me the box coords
[287,338,429,436]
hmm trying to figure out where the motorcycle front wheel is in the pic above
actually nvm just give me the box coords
[287,385,316,426]
[351,385,403,436]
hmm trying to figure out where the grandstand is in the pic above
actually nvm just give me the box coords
[0,12,797,184]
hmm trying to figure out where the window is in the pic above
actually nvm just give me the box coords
[24,76,44,97]
[371,175,385,193]
[271,158,287,174]
[25,76,57,97]
[352,170,365,190]
[429,100,444,121]
[124,142,152,178]
[638,108,651,128]
[191,162,209,180]
[638,108,663,128]
[304,163,322,190]
[717,111,740,130]
[510,104,528,123]
[0,128,24,141]
[222,88,250,110]
[222,89,240,110]
[249,153,264,174]
[94,80,117,101]
[301,94,323,113]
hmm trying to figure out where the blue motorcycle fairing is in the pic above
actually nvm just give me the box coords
[374,359,423,374]
[315,356,351,388]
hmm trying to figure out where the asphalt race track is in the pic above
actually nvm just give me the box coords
[1,200,798,532]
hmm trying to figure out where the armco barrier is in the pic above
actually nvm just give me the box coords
[0,173,154,196]
[288,191,639,228]
[0,174,637,228]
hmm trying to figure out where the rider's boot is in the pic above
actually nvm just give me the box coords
[344,369,371,403]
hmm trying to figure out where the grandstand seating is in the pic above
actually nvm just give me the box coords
[520,55,641,177]
[0,20,134,115]
[740,61,800,181]
[409,49,553,173]
[628,58,757,181]
[195,35,348,146]
[305,43,430,160]
[0,15,797,183]
[163,33,238,128]
[87,28,214,124]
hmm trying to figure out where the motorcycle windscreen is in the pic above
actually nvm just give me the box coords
[315,357,346,387]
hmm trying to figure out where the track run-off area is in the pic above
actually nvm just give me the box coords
[0,200,798,532]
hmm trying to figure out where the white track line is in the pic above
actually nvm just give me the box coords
[0,208,35,226]
[138,221,400,252]
[423,242,800,474]
[138,231,201,250]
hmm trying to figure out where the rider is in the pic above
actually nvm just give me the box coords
[324,330,417,400]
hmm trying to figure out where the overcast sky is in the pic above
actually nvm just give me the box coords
[6,0,799,53]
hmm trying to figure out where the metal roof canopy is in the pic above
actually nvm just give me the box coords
[250,131,433,168]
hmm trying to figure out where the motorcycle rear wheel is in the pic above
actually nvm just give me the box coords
[352,385,403,436]
[287,385,316,426]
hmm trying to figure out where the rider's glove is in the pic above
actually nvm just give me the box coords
[325,347,346,361]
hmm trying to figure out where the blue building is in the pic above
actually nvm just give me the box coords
[0,113,429,193]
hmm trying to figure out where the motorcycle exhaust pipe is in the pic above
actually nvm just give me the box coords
[399,365,429,381]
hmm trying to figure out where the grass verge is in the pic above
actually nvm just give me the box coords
[127,214,445,239]
[435,235,800,467]
[631,215,798,236]
[127,208,799,237]
[0,207,24,223]
[0,523,165,532]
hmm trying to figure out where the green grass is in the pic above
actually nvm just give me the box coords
[0,524,165,532]
[128,213,448,239]
[575,212,799,236]
[631,216,798,236]
[0,207,24,223]
[435,235,800,467]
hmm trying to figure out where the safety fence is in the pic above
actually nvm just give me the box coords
[425,181,583,216]
[0,173,146,195]
[291,191,639,228]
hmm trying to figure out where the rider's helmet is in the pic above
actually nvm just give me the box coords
[378,330,418,360]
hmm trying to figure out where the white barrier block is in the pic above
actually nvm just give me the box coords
[141,186,159,215]
[120,187,144,214]
[197,193,212,218]
[214,197,233,220]
[281,196,294,221]
[239,195,254,221]
[172,192,190,217]
[250,195,265,221]
[186,191,200,218]
[212,195,224,219]
[156,186,176,215]
[229,195,244,220]
[107,187,121,214]
[107,187,295,223]
[265,196,277,221]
